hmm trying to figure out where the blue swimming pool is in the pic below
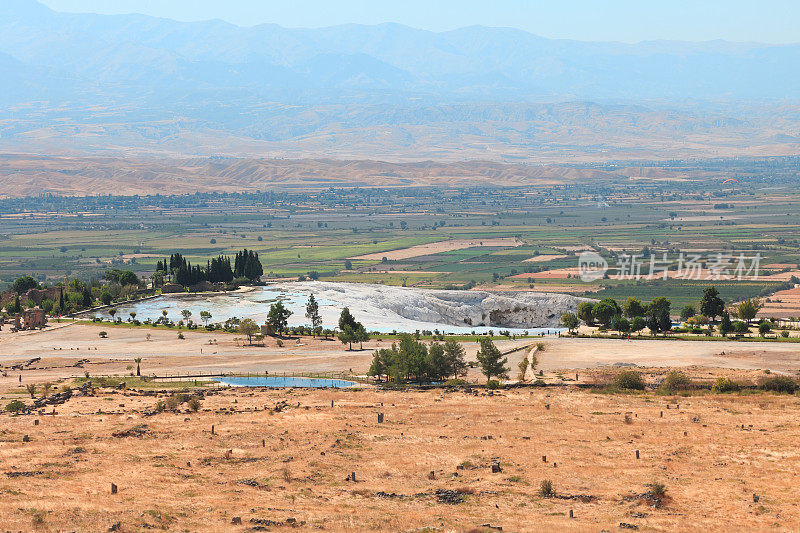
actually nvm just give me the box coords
[215,376,357,388]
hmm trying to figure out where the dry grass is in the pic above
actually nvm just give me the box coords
[0,385,798,530]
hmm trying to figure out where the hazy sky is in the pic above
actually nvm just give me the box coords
[39,0,800,44]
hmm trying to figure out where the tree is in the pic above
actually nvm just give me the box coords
[267,301,292,335]
[129,311,136,322]
[611,314,630,335]
[12,275,39,295]
[26,383,36,398]
[354,323,369,350]
[238,318,259,345]
[426,342,449,381]
[6,295,22,314]
[200,310,212,325]
[134,357,142,376]
[81,288,93,308]
[104,269,139,287]
[338,325,356,350]
[181,309,192,323]
[234,249,263,281]
[560,312,579,334]
[680,305,696,322]
[592,298,621,328]
[758,321,772,337]
[57,287,65,315]
[100,291,112,306]
[443,338,467,379]
[344,260,353,270]
[339,307,358,331]
[109,308,117,320]
[305,294,322,336]
[733,320,750,334]
[368,346,395,382]
[631,316,646,335]
[42,382,52,397]
[398,334,429,383]
[700,286,725,320]
[623,297,646,318]
[576,302,595,325]
[734,298,761,323]
[646,296,672,335]
[719,312,733,337]
[476,337,509,383]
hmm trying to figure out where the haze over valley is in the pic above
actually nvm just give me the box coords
[2,0,800,162]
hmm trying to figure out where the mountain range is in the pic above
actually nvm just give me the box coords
[1,0,800,161]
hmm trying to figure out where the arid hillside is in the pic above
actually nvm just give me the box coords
[0,154,724,197]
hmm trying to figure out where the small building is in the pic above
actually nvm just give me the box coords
[23,307,47,330]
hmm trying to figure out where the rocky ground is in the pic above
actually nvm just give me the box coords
[1,383,799,531]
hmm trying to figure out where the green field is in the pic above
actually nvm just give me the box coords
[2,170,799,313]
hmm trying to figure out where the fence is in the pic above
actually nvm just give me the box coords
[150,370,353,381]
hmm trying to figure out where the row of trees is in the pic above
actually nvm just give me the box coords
[561,287,776,337]
[234,295,373,351]
[368,334,467,383]
[156,249,263,287]
[368,335,508,384]
[566,295,673,335]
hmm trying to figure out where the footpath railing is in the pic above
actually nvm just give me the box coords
[150,370,353,381]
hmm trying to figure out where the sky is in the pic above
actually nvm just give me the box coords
[38,0,800,44]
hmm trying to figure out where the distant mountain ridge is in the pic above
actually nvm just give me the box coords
[2,0,800,101]
[1,0,800,162]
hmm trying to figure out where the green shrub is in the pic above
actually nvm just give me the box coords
[443,378,468,387]
[711,377,740,393]
[486,379,501,390]
[645,482,667,498]
[658,370,694,393]
[538,479,554,497]
[781,330,790,338]
[187,397,202,412]
[759,375,797,393]
[165,395,180,410]
[613,370,645,390]
[5,400,25,413]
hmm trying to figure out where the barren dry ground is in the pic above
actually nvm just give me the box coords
[3,325,800,531]
[1,385,799,532]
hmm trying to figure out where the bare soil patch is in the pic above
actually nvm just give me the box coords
[349,238,522,261]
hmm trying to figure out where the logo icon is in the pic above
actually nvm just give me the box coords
[578,251,608,282]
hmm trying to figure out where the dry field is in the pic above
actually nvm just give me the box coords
[760,286,800,318]
[1,382,800,531]
[349,238,523,261]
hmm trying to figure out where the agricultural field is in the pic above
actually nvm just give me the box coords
[1,159,800,312]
